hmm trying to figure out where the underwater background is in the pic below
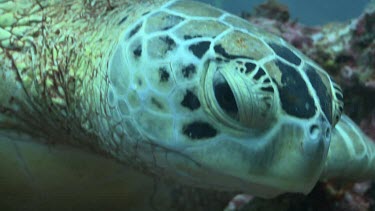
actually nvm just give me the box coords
[198,0,368,25]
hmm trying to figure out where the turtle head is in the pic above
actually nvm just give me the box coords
[107,0,344,198]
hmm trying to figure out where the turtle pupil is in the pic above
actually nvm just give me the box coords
[213,72,239,119]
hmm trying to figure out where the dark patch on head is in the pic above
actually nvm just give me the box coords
[162,26,173,31]
[214,73,239,119]
[336,105,344,123]
[161,15,185,31]
[305,65,333,124]
[183,122,217,139]
[215,57,230,63]
[274,60,316,118]
[151,97,164,110]
[182,64,196,78]
[189,41,211,59]
[332,82,343,102]
[238,67,245,73]
[159,67,170,82]
[118,16,128,25]
[245,62,256,74]
[214,45,253,60]
[253,68,266,80]
[161,36,176,51]
[269,43,301,66]
[133,45,142,57]
[128,23,142,39]
[142,11,150,16]
[184,35,203,40]
[137,78,142,86]
[261,86,274,93]
[181,90,201,110]
[335,91,343,101]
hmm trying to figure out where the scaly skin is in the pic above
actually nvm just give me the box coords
[1,0,375,206]
[0,0,160,150]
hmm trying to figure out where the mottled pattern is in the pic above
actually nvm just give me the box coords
[1,1,375,209]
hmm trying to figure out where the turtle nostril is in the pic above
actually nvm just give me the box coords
[309,125,320,140]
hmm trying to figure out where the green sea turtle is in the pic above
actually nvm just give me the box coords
[1,0,374,210]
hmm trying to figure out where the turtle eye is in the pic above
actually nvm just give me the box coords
[213,71,239,120]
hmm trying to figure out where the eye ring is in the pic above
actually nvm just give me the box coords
[201,60,279,132]
[201,61,245,131]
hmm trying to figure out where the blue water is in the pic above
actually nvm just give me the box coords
[198,0,369,25]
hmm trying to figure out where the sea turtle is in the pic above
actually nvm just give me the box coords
[1,0,374,210]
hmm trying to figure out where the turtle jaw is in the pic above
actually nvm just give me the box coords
[159,114,331,198]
